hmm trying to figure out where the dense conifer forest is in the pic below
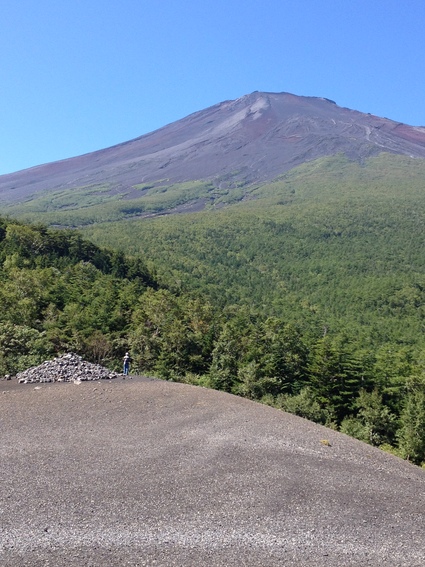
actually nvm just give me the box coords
[2,207,425,465]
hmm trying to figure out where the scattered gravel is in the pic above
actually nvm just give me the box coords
[1,372,425,566]
[14,352,120,384]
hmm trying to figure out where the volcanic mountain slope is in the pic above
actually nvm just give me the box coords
[1,91,425,205]
[1,377,425,566]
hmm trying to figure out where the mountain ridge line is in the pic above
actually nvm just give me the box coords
[2,91,425,205]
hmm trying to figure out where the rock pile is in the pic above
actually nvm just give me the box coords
[16,353,121,384]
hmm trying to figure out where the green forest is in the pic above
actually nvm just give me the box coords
[3,153,425,465]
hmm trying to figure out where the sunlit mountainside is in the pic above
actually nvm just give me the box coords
[2,93,425,468]
[1,91,425,221]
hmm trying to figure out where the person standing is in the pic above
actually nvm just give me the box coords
[123,352,131,377]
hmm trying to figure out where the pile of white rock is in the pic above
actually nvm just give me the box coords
[16,353,121,384]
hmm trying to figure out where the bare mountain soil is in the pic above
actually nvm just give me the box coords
[1,91,425,206]
[1,377,424,566]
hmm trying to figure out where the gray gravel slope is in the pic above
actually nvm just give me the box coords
[1,378,424,566]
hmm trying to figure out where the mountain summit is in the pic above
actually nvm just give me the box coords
[1,91,425,203]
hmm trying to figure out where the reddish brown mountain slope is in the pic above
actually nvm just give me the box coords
[1,91,425,203]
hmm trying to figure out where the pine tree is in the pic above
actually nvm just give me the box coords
[308,337,365,423]
[397,376,425,464]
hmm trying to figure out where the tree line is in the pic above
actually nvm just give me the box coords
[1,217,425,465]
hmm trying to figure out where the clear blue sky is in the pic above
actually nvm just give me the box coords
[1,0,424,175]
